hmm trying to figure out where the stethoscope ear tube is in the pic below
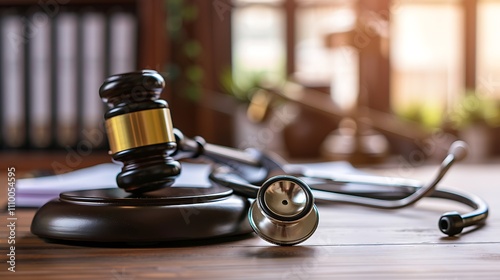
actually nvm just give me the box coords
[434,189,488,236]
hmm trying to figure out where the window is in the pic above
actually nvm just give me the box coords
[390,0,464,126]
[232,0,286,89]
[477,0,500,99]
[294,0,358,110]
[231,0,500,129]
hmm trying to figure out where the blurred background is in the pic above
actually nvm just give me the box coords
[1,0,499,172]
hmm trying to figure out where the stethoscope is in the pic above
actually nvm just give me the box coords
[174,130,489,246]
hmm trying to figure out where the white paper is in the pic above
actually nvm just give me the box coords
[15,161,359,207]
[16,162,216,207]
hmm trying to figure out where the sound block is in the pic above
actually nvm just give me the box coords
[31,185,253,245]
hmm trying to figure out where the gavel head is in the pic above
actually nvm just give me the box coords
[99,70,181,193]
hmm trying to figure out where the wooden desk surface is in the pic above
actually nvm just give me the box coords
[1,162,499,279]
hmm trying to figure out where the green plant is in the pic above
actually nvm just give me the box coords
[220,68,271,103]
[395,102,444,129]
[448,91,500,129]
[164,0,203,101]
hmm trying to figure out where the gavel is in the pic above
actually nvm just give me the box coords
[99,70,181,193]
[100,70,263,193]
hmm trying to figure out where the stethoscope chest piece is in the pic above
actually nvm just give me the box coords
[248,176,319,245]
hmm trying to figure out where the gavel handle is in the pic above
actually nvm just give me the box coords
[172,128,261,167]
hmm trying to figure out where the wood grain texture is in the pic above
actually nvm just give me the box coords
[1,162,499,279]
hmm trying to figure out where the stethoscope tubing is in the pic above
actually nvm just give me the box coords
[178,131,488,236]
[209,163,489,236]
[310,182,488,225]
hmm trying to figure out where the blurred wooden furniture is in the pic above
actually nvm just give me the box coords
[0,1,132,174]
[1,161,499,278]
[0,0,235,153]
[0,0,167,150]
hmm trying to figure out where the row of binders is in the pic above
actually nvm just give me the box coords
[0,8,137,150]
